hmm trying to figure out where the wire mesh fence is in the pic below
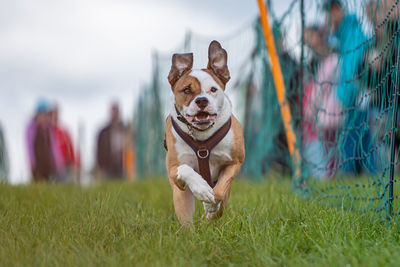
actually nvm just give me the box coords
[296,0,400,222]
[134,0,400,222]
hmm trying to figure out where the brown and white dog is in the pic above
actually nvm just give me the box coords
[164,40,245,226]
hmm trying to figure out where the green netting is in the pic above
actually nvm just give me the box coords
[134,0,400,221]
[0,124,9,182]
[134,57,166,178]
[297,0,400,221]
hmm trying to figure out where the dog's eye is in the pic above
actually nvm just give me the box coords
[182,87,192,95]
[210,87,218,93]
[181,85,192,95]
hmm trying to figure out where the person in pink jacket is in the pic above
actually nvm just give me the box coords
[303,26,343,179]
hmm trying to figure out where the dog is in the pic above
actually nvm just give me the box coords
[164,40,245,225]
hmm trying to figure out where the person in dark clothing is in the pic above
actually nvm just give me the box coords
[96,103,126,180]
[32,107,57,182]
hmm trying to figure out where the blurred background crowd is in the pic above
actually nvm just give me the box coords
[0,0,399,184]
[12,98,135,183]
[306,0,396,180]
[301,0,399,178]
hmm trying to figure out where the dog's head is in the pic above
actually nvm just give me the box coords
[168,40,230,131]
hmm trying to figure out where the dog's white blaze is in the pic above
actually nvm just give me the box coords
[189,70,222,94]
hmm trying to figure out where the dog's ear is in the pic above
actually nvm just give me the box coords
[168,53,193,88]
[207,40,230,86]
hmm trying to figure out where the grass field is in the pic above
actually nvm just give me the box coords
[1,178,400,266]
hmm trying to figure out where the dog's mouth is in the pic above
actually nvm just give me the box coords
[185,111,217,126]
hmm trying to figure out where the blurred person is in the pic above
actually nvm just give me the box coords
[303,26,342,179]
[365,0,399,26]
[304,26,326,75]
[50,104,78,182]
[0,123,9,182]
[26,99,57,182]
[324,0,377,175]
[26,109,39,175]
[363,0,400,163]
[96,102,126,180]
[324,0,366,105]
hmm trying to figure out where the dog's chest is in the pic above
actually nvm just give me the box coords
[173,129,234,183]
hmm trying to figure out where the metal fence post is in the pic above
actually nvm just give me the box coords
[184,31,192,52]
[256,0,302,185]
[388,41,400,220]
[299,0,305,187]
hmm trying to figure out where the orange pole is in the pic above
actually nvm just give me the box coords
[257,0,301,178]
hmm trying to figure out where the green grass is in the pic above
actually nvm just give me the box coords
[1,178,400,266]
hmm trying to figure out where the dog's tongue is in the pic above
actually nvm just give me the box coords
[186,115,194,122]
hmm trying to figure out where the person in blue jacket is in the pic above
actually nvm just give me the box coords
[323,0,376,175]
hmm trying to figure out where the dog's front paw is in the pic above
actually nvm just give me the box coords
[203,201,221,213]
[178,164,215,203]
[189,179,215,203]
[205,211,219,221]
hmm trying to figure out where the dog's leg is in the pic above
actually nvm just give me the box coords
[213,163,241,201]
[168,164,215,225]
[204,163,241,220]
[171,182,195,226]
[204,182,232,220]
[168,164,195,225]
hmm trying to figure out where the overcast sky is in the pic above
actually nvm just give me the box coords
[0,0,298,183]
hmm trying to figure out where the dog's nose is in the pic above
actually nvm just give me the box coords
[195,97,208,109]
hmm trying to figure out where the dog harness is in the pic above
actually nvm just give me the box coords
[165,115,232,188]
